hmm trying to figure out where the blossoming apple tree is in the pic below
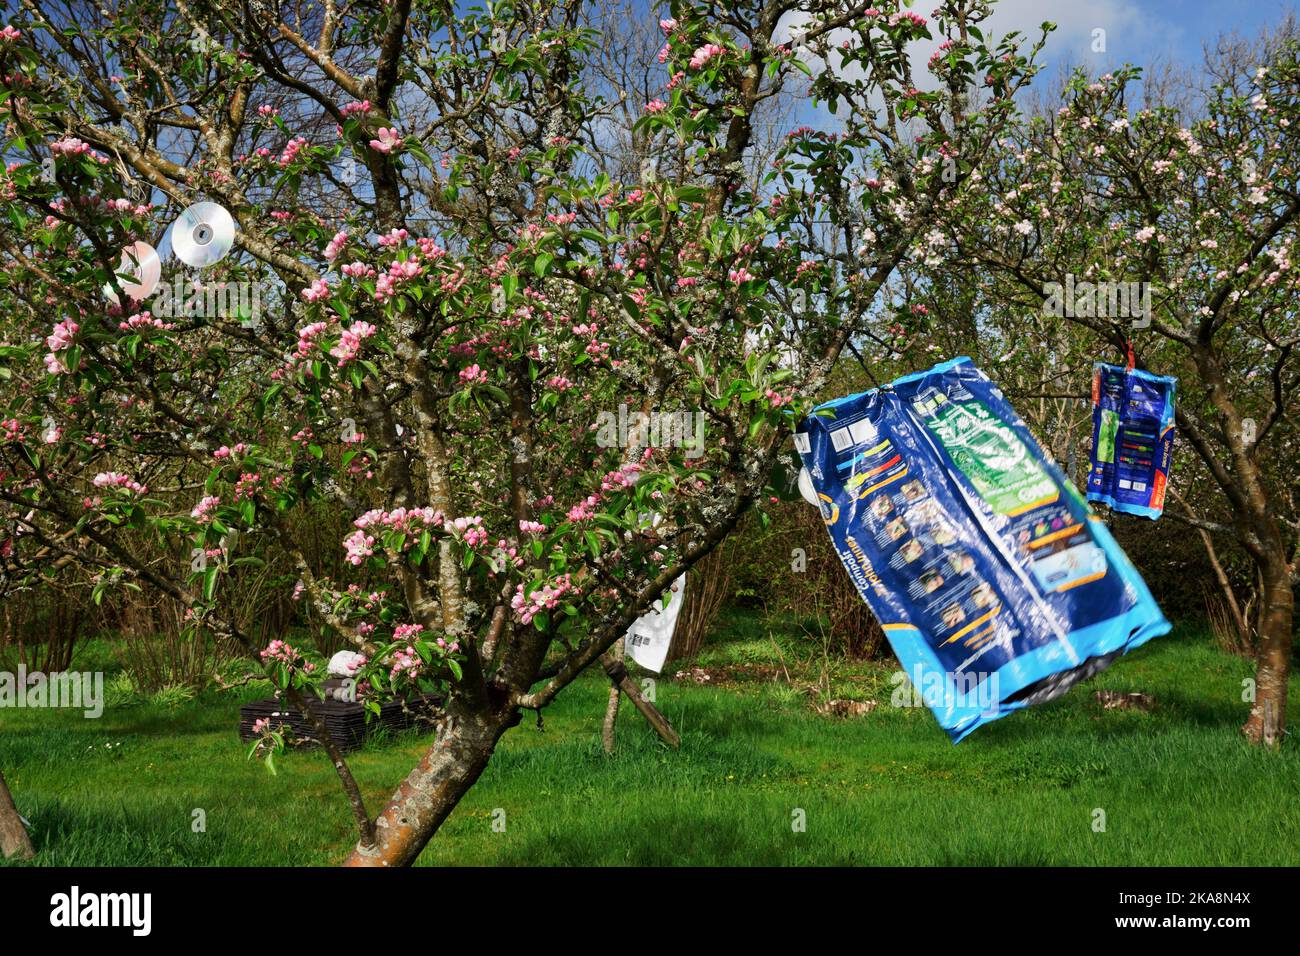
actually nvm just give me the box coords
[0,0,1044,864]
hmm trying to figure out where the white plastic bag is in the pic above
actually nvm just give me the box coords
[623,574,686,673]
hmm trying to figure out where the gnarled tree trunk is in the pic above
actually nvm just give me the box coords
[1242,554,1294,747]
[344,698,517,867]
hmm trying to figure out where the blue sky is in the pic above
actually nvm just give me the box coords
[989,0,1297,76]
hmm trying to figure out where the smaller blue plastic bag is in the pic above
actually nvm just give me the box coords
[1086,363,1177,519]
[793,357,1170,742]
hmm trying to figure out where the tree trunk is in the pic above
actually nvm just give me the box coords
[1242,556,1294,747]
[343,700,514,867]
[0,769,35,861]
[1180,347,1293,745]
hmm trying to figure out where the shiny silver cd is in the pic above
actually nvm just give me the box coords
[102,240,161,304]
[170,201,235,267]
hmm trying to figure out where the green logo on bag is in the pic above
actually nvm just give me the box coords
[921,398,1058,514]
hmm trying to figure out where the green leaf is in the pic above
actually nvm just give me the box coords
[621,293,641,321]
[14,442,39,470]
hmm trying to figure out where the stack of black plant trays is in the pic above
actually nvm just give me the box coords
[239,679,440,753]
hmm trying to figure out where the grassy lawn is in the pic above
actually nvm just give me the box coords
[2,613,1296,866]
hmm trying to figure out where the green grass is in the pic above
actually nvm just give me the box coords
[2,615,1297,866]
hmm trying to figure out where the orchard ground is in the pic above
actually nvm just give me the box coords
[2,612,1295,866]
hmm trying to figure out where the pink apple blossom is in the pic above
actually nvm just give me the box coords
[191,495,220,523]
[324,231,349,261]
[302,278,332,302]
[369,127,402,154]
[330,321,376,366]
[343,529,375,565]
[689,43,724,69]
[92,472,147,495]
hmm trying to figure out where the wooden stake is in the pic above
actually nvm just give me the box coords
[601,640,624,754]
[600,651,681,749]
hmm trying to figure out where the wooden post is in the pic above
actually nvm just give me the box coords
[600,652,680,749]
[0,769,35,861]
[601,640,624,754]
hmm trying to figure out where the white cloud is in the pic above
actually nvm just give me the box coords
[985,0,1170,69]
[776,0,1171,89]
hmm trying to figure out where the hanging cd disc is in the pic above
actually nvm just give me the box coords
[170,201,235,267]
[797,467,820,506]
[102,240,161,304]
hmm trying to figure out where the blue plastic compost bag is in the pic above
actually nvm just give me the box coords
[1086,363,1177,519]
[793,357,1169,742]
